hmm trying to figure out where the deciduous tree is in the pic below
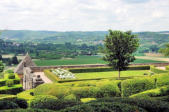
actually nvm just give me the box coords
[103,30,139,78]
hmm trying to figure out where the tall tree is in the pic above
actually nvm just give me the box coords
[0,54,2,60]
[0,61,4,72]
[103,30,139,78]
[12,55,19,65]
[159,43,169,56]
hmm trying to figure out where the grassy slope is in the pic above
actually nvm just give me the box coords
[75,70,149,79]
[34,56,167,66]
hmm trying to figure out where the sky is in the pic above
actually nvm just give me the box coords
[0,0,169,32]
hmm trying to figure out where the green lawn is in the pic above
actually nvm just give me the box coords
[75,70,150,79]
[34,55,167,66]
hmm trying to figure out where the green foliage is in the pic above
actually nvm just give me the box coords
[121,77,156,97]
[0,61,4,72]
[0,84,23,94]
[59,101,146,112]
[96,97,169,112]
[12,55,19,65]
[69,65,150,73]
[3,109,56,112]
[34,84,70,99]
[130,85,169,98]
[0,100,19,110]
[64,94,77,101]
[156,74,169,87]
[43,69,59,82]
[0,96,27,109]
[0,79,6,87]
[7,73,15,79]
[30,95,58,109]
[95,81,121,97]
[34,80,121,99]
[30,95,81,111]
[150,65,168,74]
[17,89,35,101]
[0,94,16,100]
[165,66,169,70]
[80,98,96,103]
[6,80,14,87]
[103,30,139,78]
[6,70,14,73]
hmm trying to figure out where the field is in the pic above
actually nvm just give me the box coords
[34,55,168,66]
[75,70,150,79]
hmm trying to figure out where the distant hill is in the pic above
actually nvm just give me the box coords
[1,30,169,47]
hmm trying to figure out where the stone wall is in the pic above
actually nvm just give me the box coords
[30,63,169,72]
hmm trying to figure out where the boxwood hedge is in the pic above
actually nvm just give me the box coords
[121,77,156,97]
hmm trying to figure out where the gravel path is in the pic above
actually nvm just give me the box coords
[34,72,52,83]
[156,67,166,70]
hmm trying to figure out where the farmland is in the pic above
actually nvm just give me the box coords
[34,55,168,66]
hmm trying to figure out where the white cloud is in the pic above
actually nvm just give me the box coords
[0,0,168,31]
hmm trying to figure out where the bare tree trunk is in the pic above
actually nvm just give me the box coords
[118,70,120,79]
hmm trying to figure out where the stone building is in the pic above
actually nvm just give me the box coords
[15,53,44,90]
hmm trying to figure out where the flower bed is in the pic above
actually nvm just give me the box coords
[51,68,75,79]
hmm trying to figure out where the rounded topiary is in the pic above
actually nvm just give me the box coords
[64,94,77,101]
[30,95,58,110]
[6,80,14,87]
[8,73,15,79]
[0,100,19,109]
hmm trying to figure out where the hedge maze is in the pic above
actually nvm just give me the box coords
[1,65,169,111]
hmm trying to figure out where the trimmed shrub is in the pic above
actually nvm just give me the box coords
[3,109,56,112]
[0,100,19,110]
[69,67,113,73]
[130,85,169,98]
[0,84,23,94]
[43,69,59,82]
[6,80,14,87]
[121,77,156,97]
[0,94,16,100]
[71,87,95,98]
[17,89,35,101]
[150,65,168,74]
[30,95,58,110]
[34,84,70,99]
[165,66,169,70]
[0,95,27,109]
[95,81,121,97]
[156,74,169,87]
[59,101,146,112]
[10,98,27,109]
[68,65,150,73]
[13,79,20,85]
[34,80,121,99]
[7,73,15,79]
[0,79,6,87]
[127,65,150,70]
[64,94,77,101]
[96,97,169,112]
[152,95,169,102]
[30,95,81,110]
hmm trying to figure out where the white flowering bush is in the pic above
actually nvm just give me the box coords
[51,68,75,79]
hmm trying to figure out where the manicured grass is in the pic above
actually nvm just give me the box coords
[75,70,150,79]
[34,55,167,66]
